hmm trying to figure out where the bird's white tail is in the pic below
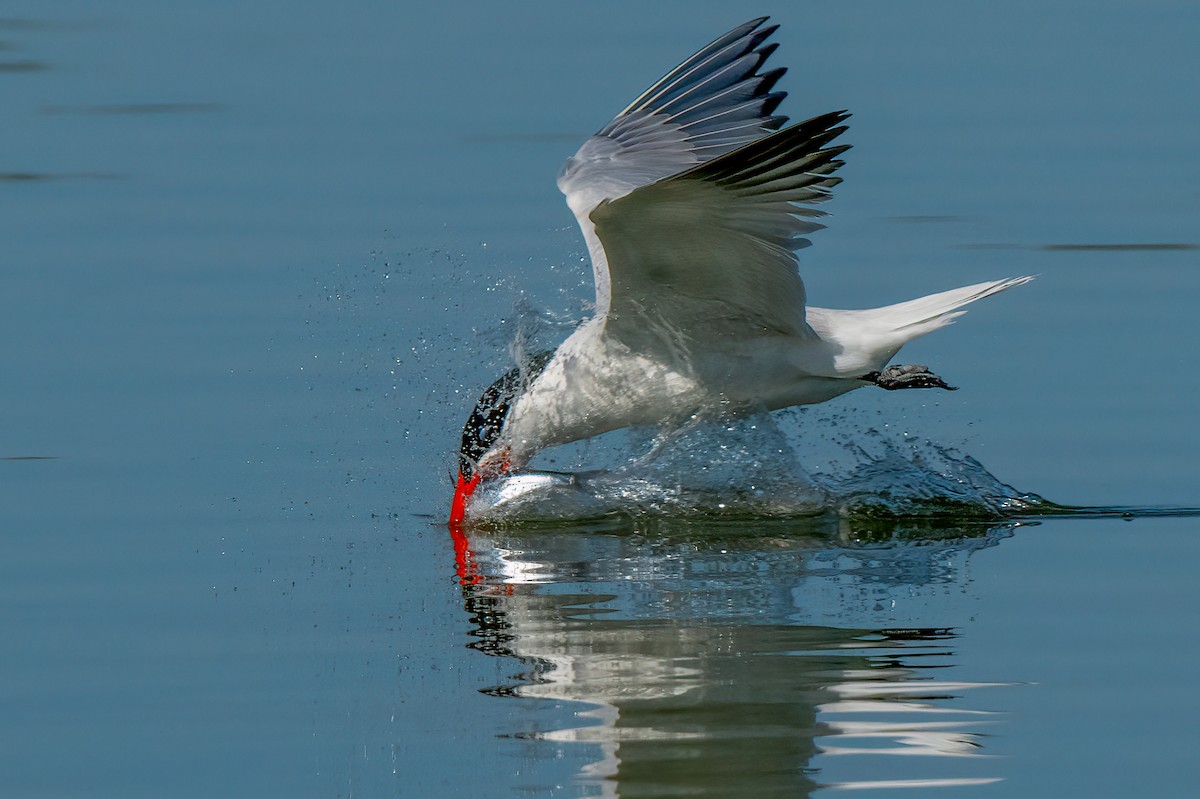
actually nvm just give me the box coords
[870,275,1035,340]
[806,275,1034,377]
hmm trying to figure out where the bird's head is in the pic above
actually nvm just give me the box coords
[449,352,553,525]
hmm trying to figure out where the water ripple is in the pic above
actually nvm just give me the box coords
[464,414,1198,527]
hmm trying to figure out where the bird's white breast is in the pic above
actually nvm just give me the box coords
[503,319,703,459]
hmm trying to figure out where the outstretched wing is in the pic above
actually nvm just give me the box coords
[591,111,850,345]
[558,18,790,317]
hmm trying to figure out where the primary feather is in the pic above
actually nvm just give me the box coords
[558,18,794,318]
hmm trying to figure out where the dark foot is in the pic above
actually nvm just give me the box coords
[861,364,958,391]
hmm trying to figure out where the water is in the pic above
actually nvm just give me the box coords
[3,1,1199,796]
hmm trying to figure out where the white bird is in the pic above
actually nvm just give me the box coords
[450,18,1032,523]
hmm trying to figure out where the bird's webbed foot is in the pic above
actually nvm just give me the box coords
[861,364,958,391]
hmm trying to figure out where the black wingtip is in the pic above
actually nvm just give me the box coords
[761,90,787,117]
[758,66,787,96]
[726,17,772,42]
[756,22,780,39]
[756,42,780,63]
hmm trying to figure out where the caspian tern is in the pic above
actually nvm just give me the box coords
[449,18,1032,524]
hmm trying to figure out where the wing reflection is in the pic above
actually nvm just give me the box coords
[451,518,1016,796]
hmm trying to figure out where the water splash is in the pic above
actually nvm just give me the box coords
[811,428,1046,519]
[466,408,1057,525]
[465,403,1200,527]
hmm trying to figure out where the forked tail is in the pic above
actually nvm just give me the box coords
[808,275,1035,377]
[873,276,1035,340]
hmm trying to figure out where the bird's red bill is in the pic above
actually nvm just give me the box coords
[449,472,481,526]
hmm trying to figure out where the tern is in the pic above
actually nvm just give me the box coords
[450,18,1032,523]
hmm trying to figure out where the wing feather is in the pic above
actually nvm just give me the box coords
[618,20,781,118]
[557,19,791,316]
[589,113,850,347]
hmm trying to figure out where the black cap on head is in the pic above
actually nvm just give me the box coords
[458,351,554,480]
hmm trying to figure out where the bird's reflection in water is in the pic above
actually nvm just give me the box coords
[452,517,1016,796]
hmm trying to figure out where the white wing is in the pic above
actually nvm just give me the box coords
[558,18,791,317]
[591,113,849,346]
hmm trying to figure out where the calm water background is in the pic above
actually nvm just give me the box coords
[3,1,1198,796]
